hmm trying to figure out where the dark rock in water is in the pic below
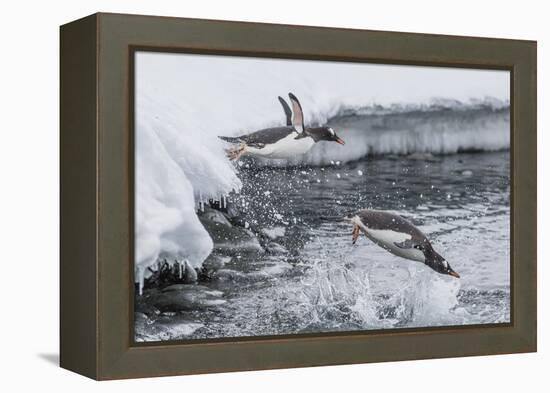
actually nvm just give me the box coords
[135,313,205,342]
[134,298,161,317]
[147,284,226,312]
[199,206,232,228]
[199,216,263,254]
[200,254,231,280]
[203,254,230,271]
[162,284,204,292]
[212,268,279,284]
[266,242,287,255]
[224,201,241,219]
[228,215,248,228]
[134,312,149,323]
[213,269,249,282]
[134,313,149,338]
[197,198,264,255]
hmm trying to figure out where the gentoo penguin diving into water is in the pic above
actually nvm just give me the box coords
[349,209,460,278]
[219,93,345,160]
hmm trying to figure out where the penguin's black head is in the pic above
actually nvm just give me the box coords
[423,249,460,278]
[307,127,345,145]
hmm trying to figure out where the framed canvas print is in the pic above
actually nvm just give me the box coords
[60,13,536,380]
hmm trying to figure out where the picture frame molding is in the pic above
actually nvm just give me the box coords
[60,12,537,380]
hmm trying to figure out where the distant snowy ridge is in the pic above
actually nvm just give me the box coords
[328,96,509,118]
[292,101,510,166]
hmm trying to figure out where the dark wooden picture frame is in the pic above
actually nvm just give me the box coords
[60,12,536,380]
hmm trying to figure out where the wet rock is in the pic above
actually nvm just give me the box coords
[213,269,245,281]
[213,268,277,283]
[148,285,226,312]
[162,284,204,292]
[134,299,161,317]
[200,216,263,254]
[200,254,231,280]
[229,215,248,228]
[199,206,232,228]
[266,242,287,255]
[135,314,205,342]
[134,312,149,323]
[224,201,241,219]
[203,254,230,271]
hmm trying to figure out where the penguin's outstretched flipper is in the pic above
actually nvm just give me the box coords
[278,96,293,126]
[393,239,416,249]
[288,93,305,133]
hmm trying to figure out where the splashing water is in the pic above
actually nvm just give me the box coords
[135,152,510,341]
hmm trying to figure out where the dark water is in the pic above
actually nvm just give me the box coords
[136,151,510,341]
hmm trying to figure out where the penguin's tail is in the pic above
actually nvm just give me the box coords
[218,136,242,144]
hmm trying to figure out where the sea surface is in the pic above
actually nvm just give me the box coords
[136,151,510,341]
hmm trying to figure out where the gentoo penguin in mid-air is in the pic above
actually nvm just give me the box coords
[349,209,460,278]
[219,93,345,160]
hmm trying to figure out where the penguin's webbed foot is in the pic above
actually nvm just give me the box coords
[352,225,360,244]
[225,143,246,161]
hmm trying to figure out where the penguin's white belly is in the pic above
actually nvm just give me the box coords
[364,229,424,262]
[245,133,315,159]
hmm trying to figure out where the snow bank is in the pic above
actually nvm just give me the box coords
[296,103,509,165]
[135,60,243,288]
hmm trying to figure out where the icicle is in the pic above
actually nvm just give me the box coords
[198,191,204,212]
[137,266,144,296]
[184,260,198,283]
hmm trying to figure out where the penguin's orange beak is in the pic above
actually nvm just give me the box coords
[335,136,345,145]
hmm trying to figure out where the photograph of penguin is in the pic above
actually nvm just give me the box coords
[219,93,345,160]
[348,209,460,278]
